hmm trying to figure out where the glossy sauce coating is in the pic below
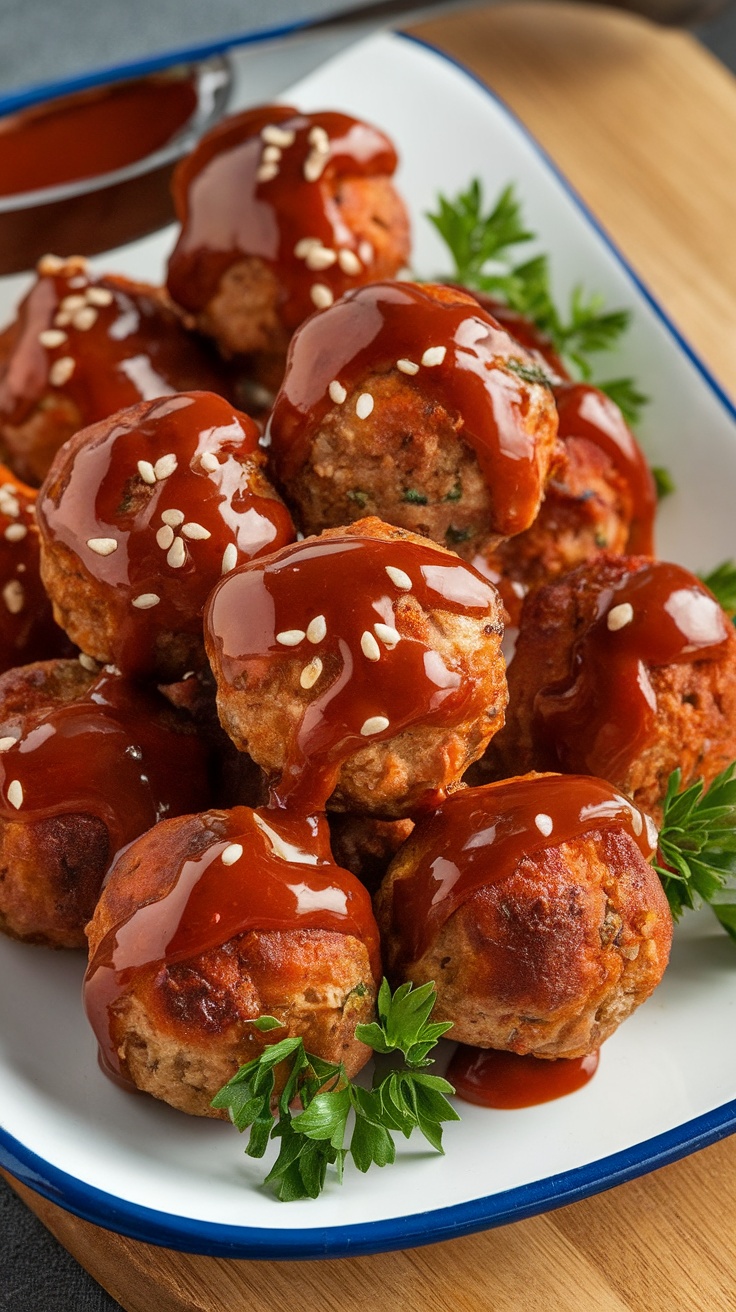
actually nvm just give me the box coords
[534,561,731,779]
[84,805,380,1080]
[206,531,498,810]
[267,281,555,538]
[0,466,68,669]
[38,391,294,674]
[389,775,656,966]
[448,1044,599,1108]
[168,105,400,328]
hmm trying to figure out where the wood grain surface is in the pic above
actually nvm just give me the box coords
[5,5,736,1309]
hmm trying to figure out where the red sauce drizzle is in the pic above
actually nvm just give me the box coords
[0,467,68,670]
[0,75,198,197]
[448,1044,599,1108]
[167,105,402,329]
[205,531,497,810]
[38,391,294,675]
[389,775,656,966]
[534,560,731,779]
[83,806,380,1080]
[267,281,555,538]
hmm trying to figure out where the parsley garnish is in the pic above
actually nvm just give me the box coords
[402,488,429,505]
[655,763,736,938]
[652,465,676,501]
[212,979,459,1200]
[699,560,736,618]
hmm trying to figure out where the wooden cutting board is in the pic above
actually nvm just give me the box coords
[5,5,736,1308]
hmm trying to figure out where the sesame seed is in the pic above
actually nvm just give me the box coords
[358,240,373,265]
[54,312,72,327]
[221,543,238,574]
[356,392,374,420]
[294,236,320,258]
[181,522,211,541]
[68,276,87,289]
[310,283,333,309]
[338,248,361,275]
[38,254,64,274]
[328,380,346,405]
[360,715,390,737]
[256,162,279,183]
[262,144,282,163]
[300,657,323,689]
[221,842,244,866]
[7,779,23,810]
[308,125,329,149]
[607,602,634,631]
[4,524,26,542]
[86,537,118,556]
[0,494,19,518]
[137,460,156,485]
[385,565,412,590]
[631,808,643,836]
[49,356,75,387]
[361,630,381,661]
[154,453,178,481]
[85,286,114,307]
[156,525,175,550]
[535,813,554,837]
[396,358,419,375]
[200,452,219,473]
[39,328,67,348]
[261,124,295,148]
[0,736,17,751]
[60,294,86,312]
[78,653,98,672]
[132,592,160,609]
[167,537,187,569]
[306,614,326,643]
[303,155,327,183]
[161,508,185,527]
[374,622,400,648]
[72,306,98,331]
[305,245,337,271]
[421,346,447,368]
[276,629,306,647]
[2,580,24,614]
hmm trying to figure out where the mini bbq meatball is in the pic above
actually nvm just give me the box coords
[0,255,235,486]
[84,806,380,1116]
[0,464,69,670]
[205,517,507,817]
[328,813,414,894]
[266,282,560,557]
[490,554,736,820]
[0,660,210,948]
[37,391,295,681]
[375,775,672,1059]
[166,104,410,383]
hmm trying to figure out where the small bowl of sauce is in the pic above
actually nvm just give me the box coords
[0,59,231,276]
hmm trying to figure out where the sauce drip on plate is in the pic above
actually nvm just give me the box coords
[448,1044,600,1108]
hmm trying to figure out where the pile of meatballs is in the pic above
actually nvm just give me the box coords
[0,101,732,1122]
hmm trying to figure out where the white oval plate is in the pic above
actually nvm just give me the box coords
[1,30,735,1259]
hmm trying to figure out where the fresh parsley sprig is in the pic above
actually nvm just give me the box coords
[212,979,459,1201]
[699,560,736,619]
[655,763,736,937]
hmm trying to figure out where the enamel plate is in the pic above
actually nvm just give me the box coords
[1,31,735,1259]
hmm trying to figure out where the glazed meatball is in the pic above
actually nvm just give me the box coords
[266,282,560,557]
[0,660,210,948]
[84,806,380,1116]
[375,774,672,1059]
[37,391,295,680]
[328,813,414,894]
[205,517,507,817]
[0,255,235,486]
[0,464,69,670]
[490,554,736,819]
[166,105,410,383]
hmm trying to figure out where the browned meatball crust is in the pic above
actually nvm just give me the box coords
[328,813,414,894]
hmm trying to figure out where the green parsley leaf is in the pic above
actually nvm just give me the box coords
[597,377,650,428]
[651,465,676,501]
[654,763,736,934]
[427,179,534,285]
[401,488,429,505]
[699,560,736,618]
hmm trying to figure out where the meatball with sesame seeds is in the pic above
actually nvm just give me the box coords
[0,463,69,671]
[205,516,507,818]
[36,391,295,681]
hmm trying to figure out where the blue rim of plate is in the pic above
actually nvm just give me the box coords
[1,29,735,1259]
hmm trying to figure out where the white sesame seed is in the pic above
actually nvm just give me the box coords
[137,460,156,485]
[221,842,244,866]
[72,306,98,331]
[2,580,24,614]
[631,808,643,836]
[256,162,279,183]
[132,592,160,609]
[261,124,295,148]
[156,525,175,550]
[535,813,554,837]
[4,524,26,542]
[200,452,219,473]
[68,276,87,289]
[310,283,334,309]
[306,614,327,643]
[39,328,67,348]
[221,543,238,574]
[78,653,98,672]
[356,392,374,420]
[167,537,187,569]
[374,622,401,649]
[86,537,118,556]
[304,153,328,183]
[262,144,282,164]
[358,240,374,265]
[305,245,337,271]
[385,565,412,590]
[361,630,381,661]
[7,779,23,810]
[607,602,634,631]
[161,508,185,527]
[360,715,390,737]
[421,346,447,368]
[49,356,75,387]
[308,125,329,149]
[54,312,72,328]
[338,248,361,275]
[396,358,419,376]
[154,453,178,481]
[300,657,323,689]
[277,629,306,647]
[294,236,320,258]
[181,522,211,541]
[38,254,64,274]
[60,294,86,312]
[0,736,17,751]
[85,286,114,307]
[328,380,347,405]
[0,495,19,519]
